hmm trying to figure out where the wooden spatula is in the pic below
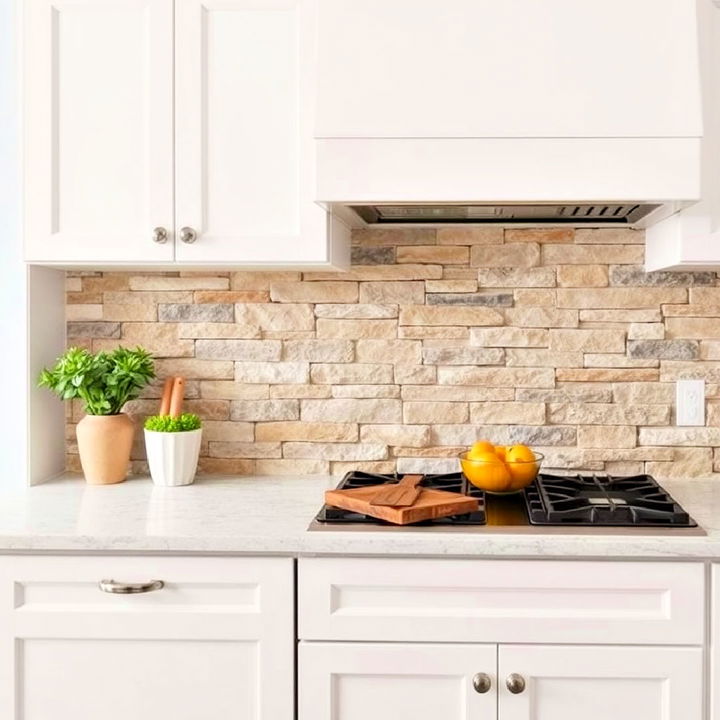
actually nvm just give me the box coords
[369,474,424,507]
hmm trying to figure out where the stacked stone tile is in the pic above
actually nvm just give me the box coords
[65,227,720,479]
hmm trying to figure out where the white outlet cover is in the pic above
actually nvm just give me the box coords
[676,379,705,426]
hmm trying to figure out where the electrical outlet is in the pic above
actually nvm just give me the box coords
[676,379,705,426]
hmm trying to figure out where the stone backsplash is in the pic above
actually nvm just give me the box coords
[65,227,720,479]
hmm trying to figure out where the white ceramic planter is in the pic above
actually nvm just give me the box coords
[144,429,202,487]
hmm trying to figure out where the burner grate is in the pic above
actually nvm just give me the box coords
[525,473,696,527]
[316,471,487,526]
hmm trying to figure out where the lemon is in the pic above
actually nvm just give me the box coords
[461,451,512,492]
[468,440,495,459]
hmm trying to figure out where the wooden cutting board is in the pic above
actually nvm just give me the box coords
[325,482,479,525]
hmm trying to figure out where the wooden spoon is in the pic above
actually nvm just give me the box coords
[159,377,174,415]
[168,376,185,418]
[369,474,424,507]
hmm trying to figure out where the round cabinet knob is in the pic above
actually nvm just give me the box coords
[152,227,168,244]
[472,673,492,694]
[506,673,526,694]
[179,226,198,244]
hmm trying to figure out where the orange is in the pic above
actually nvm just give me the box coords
[505,444,538,489]
[468,440,495,459]
[461,451,512,492]
[493,445,507,461]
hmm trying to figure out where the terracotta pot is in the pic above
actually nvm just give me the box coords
[76,413,135,485]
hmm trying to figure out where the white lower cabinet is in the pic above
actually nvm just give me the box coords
[300,642,702,720]
[498,645,702,720]
[300,642,497,720]
[0,555,294,720]
[298,558,705,720]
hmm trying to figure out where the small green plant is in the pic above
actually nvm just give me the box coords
[38,346,155,415]
[145,413,202,433]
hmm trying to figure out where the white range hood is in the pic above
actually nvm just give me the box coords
[315,0,705,232]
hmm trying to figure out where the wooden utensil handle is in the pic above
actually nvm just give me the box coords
[159,377,174,415]
[398,474,423,488]
[169,377,185,418]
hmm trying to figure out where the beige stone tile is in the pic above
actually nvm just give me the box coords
[469,327,549,347]
[437,227,502,245]
[478,268,556,288]
[301,399,402,423]
[196,339,281,361]
[549,328,626,352]
[575,228,645,244]
[256,422,357,442]
[194,290,269,303]
[283,442,388,461]
[304,265,443,281]
[330,461,396,475]
[403,401,468,424]
[356,339,422,364]
[470,402,545,425]
[197,457,255,475]
[235,303,315,331]
[352,228,436,246]
[235,362,309,384]
[639,427,720,446]
[393,364,437,384]
[557,288,687,309]
[359,281,425,304]
[580,309,662,323]
[269,385,332,399]
[471,243,540,268]
[438,366,555,388]
[513,289,557,306]
[208,441,282,459]
[584,354,659,368]
[543,244,643,265]
[316,319,397,339]
[577,425,636,449]
[66,304,103,321]
[202,421,254,442]
[270,281,358,303]
[400,305,502,326]
[314,304,398,319]
[556,265,609,287]
[311,363,394,384]
[255,459,330,475]
[646,448,714,479]
[130,276,229,291]
[505,349,583,368]
[331,385,401,399]
[504,307,578,327]
[548,403,669,425]
[154,358,234,380]
[425,280,478,293]
[177,323,261,339]
[398,326,469,340]
[662,303,720,318]
[359,424,431,447]
[200,381,269,400]
[282,339,355,362]
[628,322,664,340]
[505,228,574,243]
[230,271,301,290]
[401,385,514,402]
[556,368,659,382]
[666,317,720,339]
[397,245,469,264]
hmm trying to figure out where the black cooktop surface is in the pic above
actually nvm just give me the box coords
[525,473,696,527]
[315,471,697,529]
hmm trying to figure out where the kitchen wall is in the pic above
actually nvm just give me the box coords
[65,227,720,478]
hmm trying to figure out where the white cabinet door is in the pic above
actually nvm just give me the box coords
[175,0,337,266]
[23,0,174,264]
[0,555,294,720]
[300,642,497,720]
[499,645,703,720]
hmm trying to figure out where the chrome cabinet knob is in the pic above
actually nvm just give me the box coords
[152,227,168,244]
[99,579,164,594]
[506,673,526,694]
[179,226,197,244]
[472,673,492,694]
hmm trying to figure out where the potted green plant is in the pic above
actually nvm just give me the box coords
[144,413,203,487]
[39,346,155,485]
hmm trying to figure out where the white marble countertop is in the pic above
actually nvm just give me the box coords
[1,474,720,558]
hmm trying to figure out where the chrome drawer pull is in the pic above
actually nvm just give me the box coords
[99,579,164,594]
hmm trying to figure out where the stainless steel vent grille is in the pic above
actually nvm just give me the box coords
[350,204,661,225]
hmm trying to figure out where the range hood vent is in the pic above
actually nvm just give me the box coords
[350,204,661,226]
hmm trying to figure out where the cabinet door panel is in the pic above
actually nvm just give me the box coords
[23,0,174,263]
[175,0,330,265]
[300,642,496,720]
[499,645,702,720]
[0,555,293,719]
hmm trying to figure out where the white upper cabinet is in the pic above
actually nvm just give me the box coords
[23,0,348,268]
[23,0,174,264]
[316,0,702,139]
[174,0,335,265]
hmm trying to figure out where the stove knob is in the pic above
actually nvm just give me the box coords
[472,673,492,694]
[506,673,526,694]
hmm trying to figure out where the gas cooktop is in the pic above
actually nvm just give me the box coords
[310,471,703,534]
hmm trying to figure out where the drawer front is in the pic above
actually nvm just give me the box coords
[2,555,292,639]
[298,558,704,645]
